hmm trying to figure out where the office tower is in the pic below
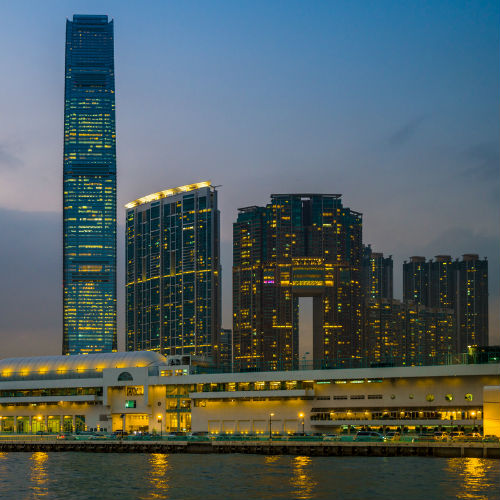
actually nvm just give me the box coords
[362,246,393,300]
[403,256,429,305]
[455,254,488,350]
[233,194,363,371]
[126,182,221,361]
[63,15,117,354]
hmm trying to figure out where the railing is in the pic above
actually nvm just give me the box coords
[190,351,500,375]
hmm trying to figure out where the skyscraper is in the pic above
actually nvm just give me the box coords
[402,254,488,352]
[403,256,429,305]
[233,194,363,371]
[125,182,221,361]
[455,254,488,351]
[63,15,117,354]
[362,246,393,300]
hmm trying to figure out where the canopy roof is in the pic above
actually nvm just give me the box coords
[0,351,166,374]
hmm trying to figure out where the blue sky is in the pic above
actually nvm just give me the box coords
[0,1,498,355]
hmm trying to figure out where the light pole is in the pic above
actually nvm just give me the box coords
[157,414,163,439]
[298,412,305,435]
[269,413,274,440]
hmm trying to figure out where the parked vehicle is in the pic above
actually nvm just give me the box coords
[323,434,341,441]
[433,431,448,441]
[384,431,401,441]
[354,431,385,442]
[482,435,499,443]
[450,431,465,441]
[56,433,72,440]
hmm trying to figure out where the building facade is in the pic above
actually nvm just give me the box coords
[402,254,488,352]
[125,182,221,362]
[362,246,393,300]
[233,194,363,371]
[0,352,498,436]
[456,255,488,351]
[63,15,117,354]
[364,299,456,367]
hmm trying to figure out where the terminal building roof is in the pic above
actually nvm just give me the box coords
[0,351,166,374]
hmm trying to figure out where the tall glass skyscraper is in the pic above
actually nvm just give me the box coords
[125,182,221,361]
[63,15,117,354]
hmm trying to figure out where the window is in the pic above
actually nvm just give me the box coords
[125,400,136,408]
[126,386,144,396]
[118,372,133,381]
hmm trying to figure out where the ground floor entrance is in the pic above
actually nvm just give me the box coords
[112,414,149,433]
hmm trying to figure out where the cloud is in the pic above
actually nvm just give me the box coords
[387,115,426,148]
[461,142,499,181]
[0,144,22,170]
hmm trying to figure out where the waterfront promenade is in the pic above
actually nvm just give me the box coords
[0,438,498,458]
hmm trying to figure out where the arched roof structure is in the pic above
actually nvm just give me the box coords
[0,351,166,374]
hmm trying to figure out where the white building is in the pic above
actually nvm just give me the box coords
[0,352,498,436]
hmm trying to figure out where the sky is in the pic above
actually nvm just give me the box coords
[0,0,498,357]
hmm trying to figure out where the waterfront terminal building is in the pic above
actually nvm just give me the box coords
[0,352,498,437]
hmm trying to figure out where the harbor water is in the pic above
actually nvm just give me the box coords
[0,452,498,500]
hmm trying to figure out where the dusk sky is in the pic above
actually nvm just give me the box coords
[0,0,498,357]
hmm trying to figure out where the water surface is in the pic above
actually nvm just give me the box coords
[0,452,498,500]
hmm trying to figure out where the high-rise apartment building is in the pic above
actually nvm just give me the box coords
[63,15,117,354]
[362,246,393,300]
[429,255,455,310]
[402,254,488,352]
[455,254,488,351]
[364,299,455,367]
[233,194,363,371]
[125,182,221,361]
[403,256,429,305]
[218,328,233,370]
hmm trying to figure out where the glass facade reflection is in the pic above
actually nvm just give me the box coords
[126,183,221,361]
[63,15,117,354]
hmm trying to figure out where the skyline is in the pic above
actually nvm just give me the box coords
[0,1,498,357]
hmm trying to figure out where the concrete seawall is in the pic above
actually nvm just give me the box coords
[0,440,498,458]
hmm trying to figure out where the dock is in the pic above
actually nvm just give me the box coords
[0,439,498,458]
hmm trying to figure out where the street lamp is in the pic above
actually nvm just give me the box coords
[471,411,476,432]
[298,412,305,435]
[157,414,163,439]
[269,413,274,440]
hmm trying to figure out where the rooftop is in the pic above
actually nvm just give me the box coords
[0,351,166,375]
[125,181,212,209]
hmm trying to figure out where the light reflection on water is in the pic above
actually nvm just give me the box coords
[30,452,49,497]
[447,458,498,500]
[0,453,497,500]
[290,456,317,500]
[142,453,170,500]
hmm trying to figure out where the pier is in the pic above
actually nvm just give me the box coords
[0,439,498,458]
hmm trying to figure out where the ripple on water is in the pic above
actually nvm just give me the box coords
[0,453,498,500]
